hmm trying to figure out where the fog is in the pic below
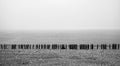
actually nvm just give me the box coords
[0,0,120,31]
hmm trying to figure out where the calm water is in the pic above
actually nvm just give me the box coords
[0,30,120,44]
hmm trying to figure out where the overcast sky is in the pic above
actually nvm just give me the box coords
[0,0,120,31]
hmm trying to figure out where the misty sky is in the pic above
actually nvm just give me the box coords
[0,0,120,31]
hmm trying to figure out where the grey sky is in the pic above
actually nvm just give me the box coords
[0,0,120,31]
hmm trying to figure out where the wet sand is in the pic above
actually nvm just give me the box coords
[0,49,120,66]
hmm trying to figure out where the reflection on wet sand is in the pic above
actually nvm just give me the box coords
[0,50,119,66]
